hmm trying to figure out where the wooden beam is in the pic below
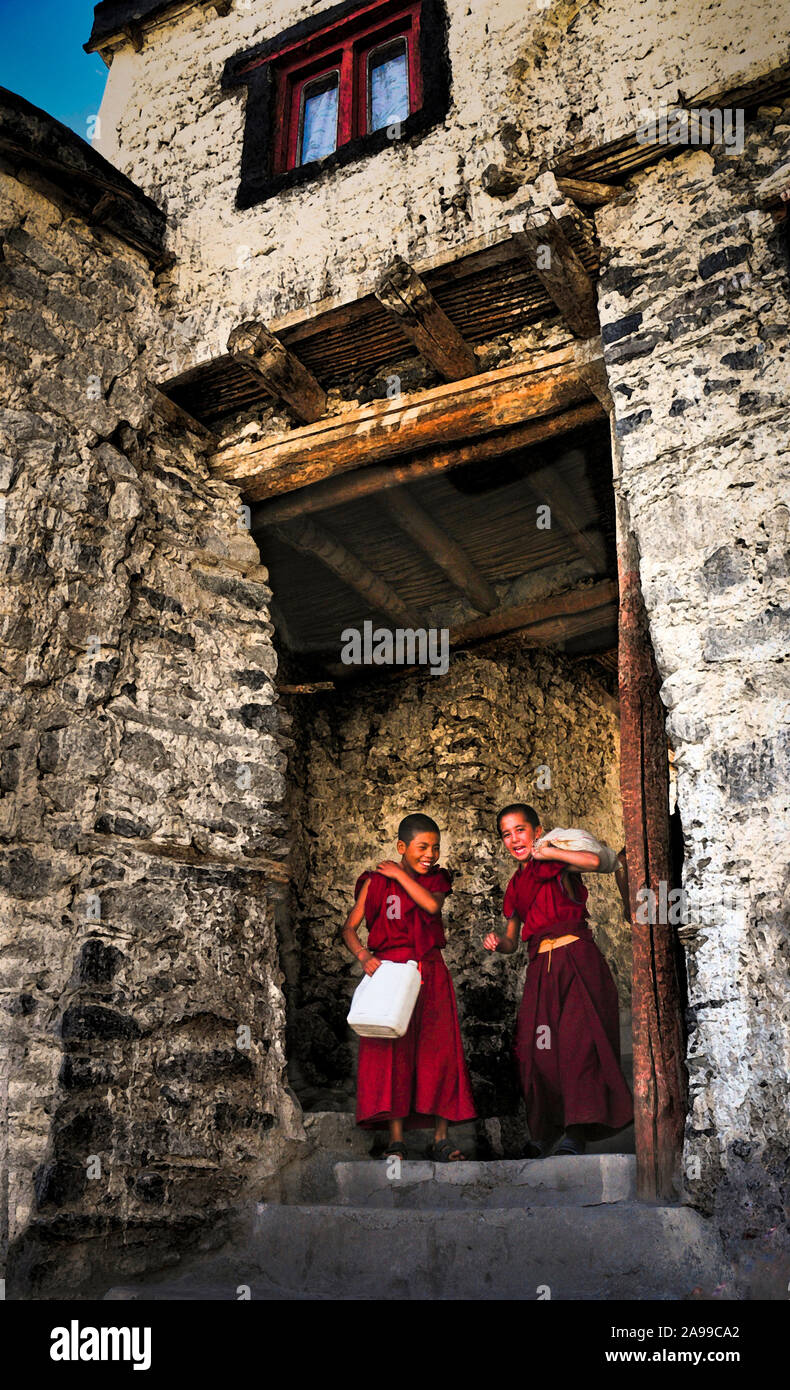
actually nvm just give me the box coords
[526,460,608,574]
[210,347,594,501]
[251,399,605,524]
[555,177,621,206]
[148,383,217,446]
[383,487,499,613]
[512,211,600,338]
[267,517,422,628]
[449,579,617,645]
[374,256,478,380]
[227,320,327,424]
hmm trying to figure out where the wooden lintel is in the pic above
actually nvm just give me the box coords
[527,461,608,574]
[227,320,327,424]
[148,384,217,446]
[267,516,422,628]
[450,579,617,646]
[251,399,605,524]
[574,339,614,411]
[211,347,594,501]
[556,177,622,206]
[278,682,335,694]
[384,486,499,614]
[513,211,600,338]
[374,256,478,380]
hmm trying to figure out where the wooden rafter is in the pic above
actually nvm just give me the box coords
[250,398,605,524]
[374,256,478,380]
[210,347,595,501]
[383,487,498,614]
[556,177,621,207]
[227,320,327,424]
[450,579,616,645]
[526,461,608,574]
[267,517,422,628]
[512,211,600,338]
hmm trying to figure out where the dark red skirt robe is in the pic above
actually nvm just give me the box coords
[504,859,634,1141]
[353,869,477,1129]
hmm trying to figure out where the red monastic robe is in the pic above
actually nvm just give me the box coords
[503,859,633,1140]
[353,868,477,1129]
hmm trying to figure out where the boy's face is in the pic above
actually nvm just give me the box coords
[499,812,542,862]
[397,831,440,875]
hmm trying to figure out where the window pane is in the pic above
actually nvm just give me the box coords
[300,76,339,163]
[369,44,409,132]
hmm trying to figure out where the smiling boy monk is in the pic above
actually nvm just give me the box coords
[484,804,633,1157]
[342,813,476,1161]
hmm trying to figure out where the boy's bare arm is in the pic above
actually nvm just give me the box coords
[376,860,445,914]
[341,879,380,976]
[483,914,521,955]
[530,842,602,872]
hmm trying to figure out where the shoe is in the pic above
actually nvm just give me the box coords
[554,1133,586,1156]
[522,1140,545,1159]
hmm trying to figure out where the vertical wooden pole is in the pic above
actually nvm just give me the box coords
[611,427,687,1201]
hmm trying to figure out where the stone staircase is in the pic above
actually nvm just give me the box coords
[103,1112,729,1301]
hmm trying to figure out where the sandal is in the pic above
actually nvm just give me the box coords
[429,1138,467,1162]
[383,1140,408,1160]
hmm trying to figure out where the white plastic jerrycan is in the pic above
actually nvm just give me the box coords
[347,959,421,1038]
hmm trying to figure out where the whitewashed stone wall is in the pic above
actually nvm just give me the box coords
[595,108,790,1241]
[92,0,788,377]
[0,166,302,1296]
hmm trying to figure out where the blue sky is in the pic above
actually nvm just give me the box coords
[0,0,109,138]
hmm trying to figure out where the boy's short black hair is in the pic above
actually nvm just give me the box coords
[496,803,541,835]
[397,813,440,845]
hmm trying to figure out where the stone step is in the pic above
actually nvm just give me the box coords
[103,1199,728,1301]
[333,1153,637,1207]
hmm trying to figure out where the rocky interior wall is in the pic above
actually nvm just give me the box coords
[286,643,626,1122]
[0,168,301,1297]
[595,109,790,1250]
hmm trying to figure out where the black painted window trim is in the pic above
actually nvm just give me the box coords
[221,0,452,210]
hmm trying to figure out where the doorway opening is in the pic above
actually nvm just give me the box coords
[253,415,638,1158]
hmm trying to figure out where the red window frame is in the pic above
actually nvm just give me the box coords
[255,0,423,174]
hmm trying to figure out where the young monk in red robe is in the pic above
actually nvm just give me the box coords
[483,804,633,1157]
[342,813,476,1161]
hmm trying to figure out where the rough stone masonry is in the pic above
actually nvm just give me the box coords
[0,124,302,1296]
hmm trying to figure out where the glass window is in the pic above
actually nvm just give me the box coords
[299,72,340,164]
[368,39,410,133]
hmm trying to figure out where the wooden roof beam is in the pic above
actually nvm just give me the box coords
[383,486,499,614]
[374,256,478,381]
[227,320,327,425]
[527,458,608,575]
[512,210,600,338]
[450,579,617,646]
[211,347,595,501]
[250,398,606,525]
[555,177,622,207]
[265,516,423,629]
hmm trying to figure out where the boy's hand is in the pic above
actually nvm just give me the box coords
[362,954,381,976]
[377,860,404,879]
[530,840,553,860]
[483,932,501,951]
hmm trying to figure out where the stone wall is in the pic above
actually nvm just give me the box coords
[92,0,789,380]
[286,642,626,1121]
[595,107,790,1241]
[0,162,301,1296]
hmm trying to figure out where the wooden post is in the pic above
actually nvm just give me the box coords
[614,434,687,1201]
[374,256,478,380]
[227,320,327,424]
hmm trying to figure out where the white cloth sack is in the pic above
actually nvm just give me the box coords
[347,958,422,1038]
[535,826,618,873]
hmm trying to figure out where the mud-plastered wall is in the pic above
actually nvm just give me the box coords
[287,643,625,1121]
[0,166,301,1296]
[91,0,788,378]
[595,108,790,1242]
